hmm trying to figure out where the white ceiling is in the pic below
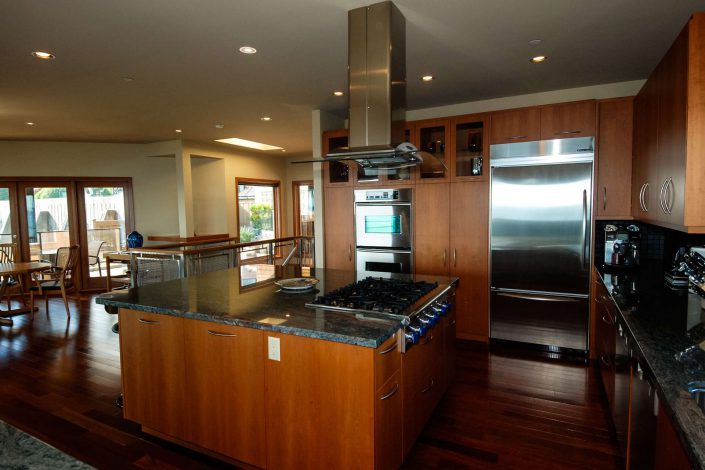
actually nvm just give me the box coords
[3,0,705,157]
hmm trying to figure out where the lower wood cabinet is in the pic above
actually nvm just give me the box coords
[183,320,266,467]
[119,311,187,440]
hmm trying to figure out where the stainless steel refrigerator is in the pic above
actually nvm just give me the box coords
[489,137,594,353]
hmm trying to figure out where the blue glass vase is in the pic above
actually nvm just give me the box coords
[126,230,143,248]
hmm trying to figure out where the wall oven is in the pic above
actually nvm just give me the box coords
[354,188,412,274]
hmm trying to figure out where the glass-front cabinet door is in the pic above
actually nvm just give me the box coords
[415,118,450,182]
[323,130,352,187]
[451,113,489,181]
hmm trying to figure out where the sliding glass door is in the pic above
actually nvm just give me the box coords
[0,184,20,246]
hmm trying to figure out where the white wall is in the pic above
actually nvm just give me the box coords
[191,156,228,235]
[0,140,180,237]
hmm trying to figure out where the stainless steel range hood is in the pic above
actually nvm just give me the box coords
[329,1,407,165]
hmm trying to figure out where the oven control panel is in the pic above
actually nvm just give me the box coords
[354,188,412,203]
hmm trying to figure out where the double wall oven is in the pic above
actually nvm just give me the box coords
[354,188,412,274]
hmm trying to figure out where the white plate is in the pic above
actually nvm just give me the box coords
[274,277,319,291]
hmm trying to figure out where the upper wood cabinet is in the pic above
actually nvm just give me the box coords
[540,100,596,140]
[489,107,541,144]
[631,13,705,232]
[415,118,452,182]
[323,129,353,187]
[596,97,633,219]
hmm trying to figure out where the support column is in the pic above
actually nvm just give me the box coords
[175,149,195,238]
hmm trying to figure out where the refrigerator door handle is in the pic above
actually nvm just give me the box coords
[495,291,583,303]
[581,189,588,269]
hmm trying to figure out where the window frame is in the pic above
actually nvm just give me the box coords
[235,177,282,242]
[292,180,314,237]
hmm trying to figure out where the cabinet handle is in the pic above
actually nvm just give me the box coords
[665,177,674,214]
[659,179,668,214]
[421,333,434,345]
[380,382,399,401]
[602,186,607,211]
[600,355,610,367]
[348,244,352,262]
[653,393,660,417]
[601,314,614,325]
[507,135,527,140]
[448,319,456,326]
[421,379,435,394]
[207,330,238,337]
[138,318,159,325]
[638,183,645,212]
[378,342,397,355]
[453,248,457,268]
[554,130,581,135]
[443,248,447,267]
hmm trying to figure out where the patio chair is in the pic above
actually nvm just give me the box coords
[0,243,22,308]
[29,245,79,318]
[88,240,105,276]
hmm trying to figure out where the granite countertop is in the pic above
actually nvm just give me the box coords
[95,264,459,349]
[597,262,705,469]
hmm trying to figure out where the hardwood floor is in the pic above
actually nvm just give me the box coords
[0,295,621,469]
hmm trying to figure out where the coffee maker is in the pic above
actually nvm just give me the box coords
[604,224,640,267]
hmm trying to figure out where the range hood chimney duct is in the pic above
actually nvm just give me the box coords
[347,1,405,151]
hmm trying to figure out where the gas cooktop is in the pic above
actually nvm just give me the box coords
[306,276,438,315]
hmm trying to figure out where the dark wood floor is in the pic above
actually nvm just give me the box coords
[0,295,621,469]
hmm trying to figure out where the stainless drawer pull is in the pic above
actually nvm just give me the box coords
[497,292,581,303]
[378,342,397,355]
[507,135,527,140]
[443,248,447,267]
[380,382,399,401]
[448,319,456,326]
[600,355,610,367]
[453,248,457,267]
[138,318,160,325]
[421,379,435,394]
[601,314,613,325]
[207,330,238,338]
[603,186,607,211]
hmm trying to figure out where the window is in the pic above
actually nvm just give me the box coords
[292,180,314,237]
[236,178,280,261]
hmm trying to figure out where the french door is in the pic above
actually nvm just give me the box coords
[0,178,133,291]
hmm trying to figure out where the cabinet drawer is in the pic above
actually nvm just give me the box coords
[375,333,401,391]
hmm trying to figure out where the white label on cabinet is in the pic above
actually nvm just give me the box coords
[268,336,281,361]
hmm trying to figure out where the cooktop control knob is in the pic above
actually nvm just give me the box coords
[405,330,419,345]
[408,323,426,337]
[418,315,432,327]
[422,312,438,327]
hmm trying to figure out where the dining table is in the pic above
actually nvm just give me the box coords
[0,261,53,326]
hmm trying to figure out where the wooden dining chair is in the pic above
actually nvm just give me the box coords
[29,245,79,318]
[0,242,22,308]
[88,240,105,276]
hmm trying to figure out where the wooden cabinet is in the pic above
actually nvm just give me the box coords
[593,278,616,406]
[540,100,596,140]
[629,359,657,470]
[489,107,541,144]
[415,118,451,182]
[183,320,266,467]
[414,182,489,341]
[118,310,186,440]
[375,371,403,470]
[323,186,354,270]
[631,13,705,232]
[450,114,489,182]
[596,98,633,219]
[323,129,353,187]
[654,402,692,470]
[450,182,489,341]
[441,306,457,392]
[413,184,450,276]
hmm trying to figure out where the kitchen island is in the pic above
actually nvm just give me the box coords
[96,265,458,470]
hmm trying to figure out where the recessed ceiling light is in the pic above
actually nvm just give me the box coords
[528,39,542,46]
[25,122,35,126]
[215,137,283,151]
[239,46,257,54]
[281,149,286,152]
[122,76,135,82]
[215,123,224,129]
[260,116,272,121]
[421,75,434,82]
[175,129,182,133]
[530,55,547,63]
[31,51,55,60]
[333,91,344,96]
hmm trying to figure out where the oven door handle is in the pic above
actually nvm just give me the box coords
[355,248,412,254]
[355,202,411,207]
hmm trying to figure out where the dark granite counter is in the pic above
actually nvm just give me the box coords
[95,265,459,349]
[598,262,705,469]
